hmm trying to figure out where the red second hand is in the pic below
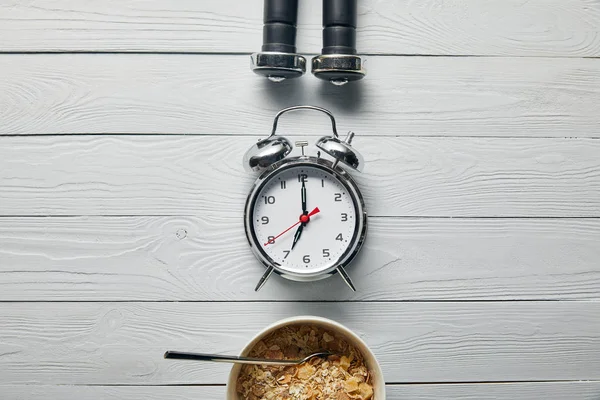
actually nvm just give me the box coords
[264,207,320,246]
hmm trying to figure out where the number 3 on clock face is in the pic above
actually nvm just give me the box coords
[244,158,367,281]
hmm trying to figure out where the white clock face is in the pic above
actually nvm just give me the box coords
[249,164,359,274]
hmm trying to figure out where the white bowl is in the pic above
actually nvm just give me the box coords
[226,316,385,400]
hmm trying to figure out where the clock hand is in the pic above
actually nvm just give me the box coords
[301,179,307,214]
[290,223,304,250]
[306,206,320,218]
[293,180,308,250]
[263,207,320,246]
[291,203,323,250]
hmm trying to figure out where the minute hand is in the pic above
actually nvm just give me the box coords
[301,180,307,214]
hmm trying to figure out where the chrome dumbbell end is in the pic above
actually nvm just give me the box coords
[251,0,306,82]
[311,0,366,85]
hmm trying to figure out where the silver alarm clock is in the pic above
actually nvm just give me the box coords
[242,106,367,292]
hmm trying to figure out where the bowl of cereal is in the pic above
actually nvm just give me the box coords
[227,316,385,400]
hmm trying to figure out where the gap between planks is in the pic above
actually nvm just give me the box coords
[3,214,600,218]
[2,134,600,139]
[2,51,598,58]
[42,379,600,386]
[0,300,595,304]
[1,215,600,219]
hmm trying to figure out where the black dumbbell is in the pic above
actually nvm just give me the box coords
[251,0,306,82]
[312,0,366,85]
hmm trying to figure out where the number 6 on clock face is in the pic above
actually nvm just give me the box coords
[244,157,367,282]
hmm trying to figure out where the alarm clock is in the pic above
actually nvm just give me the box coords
[242,105,367,292]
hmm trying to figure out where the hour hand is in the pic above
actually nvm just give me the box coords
[291,223,304,250]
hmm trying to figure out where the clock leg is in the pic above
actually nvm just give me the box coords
[337,266,356,292]
[255,266,274,292]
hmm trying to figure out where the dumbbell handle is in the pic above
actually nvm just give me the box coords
[322,0,357,55]
[262,0,298,53]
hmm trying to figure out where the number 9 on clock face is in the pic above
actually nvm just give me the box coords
[244,158,367,281]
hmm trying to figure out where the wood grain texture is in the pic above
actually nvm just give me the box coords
[1,216,599,301]
[1,0,599,393]
[1,0,599,56]
[1,135,599,217]
[1,55,600,137]
[2,382,600,400]
[0,302,599,384]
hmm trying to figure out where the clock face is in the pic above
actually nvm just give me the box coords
[247,162,362,276]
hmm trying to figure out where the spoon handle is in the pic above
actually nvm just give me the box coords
[164,351,298,366]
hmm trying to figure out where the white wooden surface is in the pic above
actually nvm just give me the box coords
[1,302,600,384]
[1,0,599,56]
[1,217,599,301]
[1,55,600,137]
[3,382,600,400]
[1,1,599,399]
[1,136,599,217]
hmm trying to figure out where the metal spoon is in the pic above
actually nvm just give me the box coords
[164,350,332,366]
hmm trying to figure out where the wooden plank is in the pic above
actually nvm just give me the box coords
[1,135,599,217]
[2,382,600,400]
[1,216,599,301]
[1,0,599,56]
[1,55,599,137]
[0,302,598,384]
[387,382,600,399]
